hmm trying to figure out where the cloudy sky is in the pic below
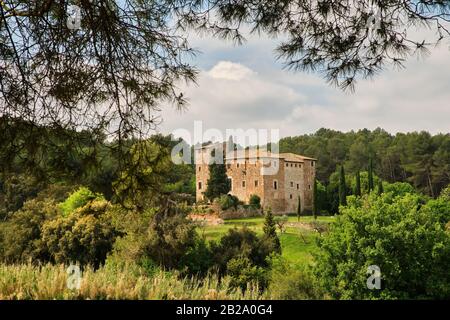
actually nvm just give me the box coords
[159,30,450,145]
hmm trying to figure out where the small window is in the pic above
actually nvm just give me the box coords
[286,163,289,167]
[255,180,259,187]
[273,180,278,190]
[308,185,311,190]
[290,163,293,167]
[311,162,315,167]
[299,164,302,168]
[198,166,201,172]
[198,182,202,190]
[297,184,299,190]
[295,164,298,168]
[290,194,293,199]
[242,181,246,188]
[290,181,294,188]
[237,163,240,168]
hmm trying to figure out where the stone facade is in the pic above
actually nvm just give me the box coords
[195,143,316,214]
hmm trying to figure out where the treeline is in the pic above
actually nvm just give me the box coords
[277,128,450,197]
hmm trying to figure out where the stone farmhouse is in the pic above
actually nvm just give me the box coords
[195,142,317,214]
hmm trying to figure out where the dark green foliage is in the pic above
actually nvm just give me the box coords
[218,194,240,210]
[355,171,361,197]
[296,195,302,221]
[368,157,374,192]
[249,194,261,209]
[377,180,384,195]
[204,154,231,201]
[315,193,450,299]
[278,128,449,198]
[313,179,318,219]
[338,166,347,206]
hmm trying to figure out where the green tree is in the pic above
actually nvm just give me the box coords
[263,208,281,253]
[204,151,231,201]
[296,195,302,222]
[313,179,319,219]
[377,180,384,196]
[368,157,374,192]
[355,171,361,197]
[338,166,347,206]
[314,193,450,299]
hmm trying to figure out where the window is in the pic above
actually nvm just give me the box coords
[290,163,293,167]
[290,194,293,199]
[237,163,240,168]
[297,184,299,190]
[311,161,315,167]
[198,166,201,172]
[198,182,202,190]
[295,164,298,168]
[308,185,311,190]
[286,163,289,167]
[242,181,246,188]
[255,180,259,187]
[229,178,233,191]
[290,181,294,188]
[273,180,278,190]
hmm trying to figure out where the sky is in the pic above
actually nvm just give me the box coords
[158,29,450,145]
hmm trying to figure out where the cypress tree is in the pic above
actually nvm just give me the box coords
[368,157,374,192]
[355,171,361,196]
[339,165,347,206]
[297,195,302,222]
[313,179,318,220]
[204,150,231,201]
[263,207,281,253]
[377,179,384,195]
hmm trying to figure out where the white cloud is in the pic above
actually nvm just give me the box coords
[160,32,450,142]
[208,61,256,80]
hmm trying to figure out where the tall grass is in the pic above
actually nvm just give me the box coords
[0,263,266,300]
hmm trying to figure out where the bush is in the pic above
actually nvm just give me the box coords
[383,182,416,197]
[249,194,261,209]
[314,193,450,299]
[268,255,323,299]
[227,256,267,291]
[58,187,103,216]
[217,194,240,211]
[110,208,209,275]
[42,200,119,267]
[0,199,58,263]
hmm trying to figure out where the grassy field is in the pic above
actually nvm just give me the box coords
[198,215,335,267]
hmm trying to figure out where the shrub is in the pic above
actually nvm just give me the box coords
[383,182,416,197]
[218,194,240,211]
[110,209,208,275]
[0,199,57,263]
[58,187,103,216]
[227,256,267,291]
[249,194,261,209]
[314,193,450,299]
[42,200,119,267]
[268,255,323,299]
